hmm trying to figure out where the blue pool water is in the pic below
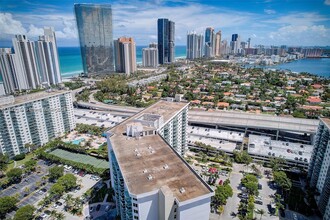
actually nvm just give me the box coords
[70,138,85,145]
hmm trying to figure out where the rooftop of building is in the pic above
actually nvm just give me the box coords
[0,90,70,109]
[189,110,319,134]
[320,118,330,129]
[248,134,313,163]
[108,100,212,202]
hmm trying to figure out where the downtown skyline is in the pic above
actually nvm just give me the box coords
[0,0,330,47]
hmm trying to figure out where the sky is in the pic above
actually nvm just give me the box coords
[0,0,330,47]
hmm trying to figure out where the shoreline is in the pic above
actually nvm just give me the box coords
[59,56,329,79]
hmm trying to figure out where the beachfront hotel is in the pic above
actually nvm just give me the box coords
[107,100,213,220]
[0,90,75,158]
[308,118,330,219]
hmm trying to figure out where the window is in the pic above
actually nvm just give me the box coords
[134,210,138,214]
[134,217,139,220]
[174,215,177,219]
[133,203,138,207]
[133,198,137,201]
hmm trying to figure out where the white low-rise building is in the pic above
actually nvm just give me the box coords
[248,134,313,170]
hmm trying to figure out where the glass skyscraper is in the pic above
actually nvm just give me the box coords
[74,4,114,75]
[157,18,175,64]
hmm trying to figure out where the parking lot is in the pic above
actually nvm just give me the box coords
[1,160,56,219]
[1,159,105,219]
[190,160,278,219]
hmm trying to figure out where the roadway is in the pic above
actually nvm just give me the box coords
[75,100,319,134]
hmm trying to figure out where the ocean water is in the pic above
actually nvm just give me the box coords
[272,58,330,78]
[58,46,329,78]
[58,46,186,77]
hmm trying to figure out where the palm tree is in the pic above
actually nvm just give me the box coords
[42,176,48,184]
[49,210,58,220]
[217,205,224,215]
[55,212,65,220]
[35,181,41,189]
[65,194,74,209]
[23,187,30,196]
[255,209,265,220]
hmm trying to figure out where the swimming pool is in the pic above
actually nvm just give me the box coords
[70,138,85,145]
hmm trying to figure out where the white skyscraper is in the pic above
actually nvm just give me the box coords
[35,27,62,86]
[0,48,29,94]
[12,34,40,89]
[1,27,62,94]
[215,31,221,57]
[186,32,204,60]
[142,46,159,68]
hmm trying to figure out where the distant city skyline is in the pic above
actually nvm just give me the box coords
[0,0,330,47]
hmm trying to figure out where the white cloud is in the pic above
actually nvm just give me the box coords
[1,1,329,46]
[0,13,26,38]
[27,24,43,37]
[55,18,77,39]
[149,35,157,40]
[111,2,255,44]
[325,0,330,5]
[269,25,329,45]
[263,12,329,26]
[264,9,276,14]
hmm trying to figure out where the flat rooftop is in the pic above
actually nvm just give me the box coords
[320,117,330,129]
[187,125,244,142]
[248,135,313,163]
[0,90,70,109]
[189,110,319,134]
[187,135,237,153]
[109,101,212,202]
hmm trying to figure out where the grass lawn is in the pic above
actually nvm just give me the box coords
[7,153,34,171]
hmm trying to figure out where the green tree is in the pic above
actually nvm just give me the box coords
[255,209,265,220]
[6,168,23,183]
[49,183,65,197]
[241,174,259,196]
[233,151,252,165]
[13,205,35,220]
[214,183,233,205]
[285,95,298,113]
[0,154,9,172]
[23,187,30,196]
[48,166,64,181]
[49,210,65,220]
[24,160,37,172]
[273,171,292,192]
[0,196,18,217]
[245,181,259,196]
[269,156,285,171]
[57,173,77,191]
